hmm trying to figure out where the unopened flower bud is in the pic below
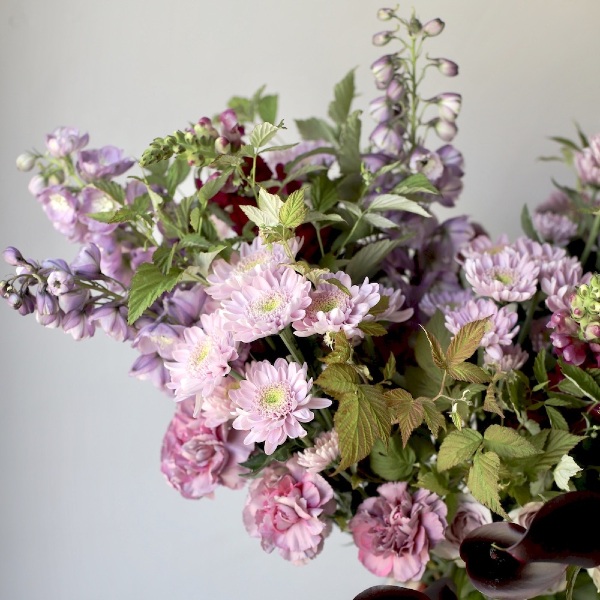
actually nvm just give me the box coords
[7,293,22,309]
[184,131,195,144]
[28,175,46,196]
[377,8,395,21]
[214,136,231,155]
[432,118,458,142]
[584,323,600,342]
[371,55,394,90]
[386,79,405,102]
[47,171,65,186]
[369,97,392,122]
[423,18,445,37]
[36,289,59,316]
[0,281,8,296]
[3,246,24,266]
[16,153,35,172]
[432,58,459,77]
[70,243,102,277]
[408,16,422,36]
[436,92,462,121]
[373,31,393,46]
[17,293,35,316]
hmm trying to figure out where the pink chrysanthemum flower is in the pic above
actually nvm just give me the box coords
[541,256,585,312]
[296,430,340,473]
[160,398,253,500]
[243,458,336,564]
[533,212,577,247]
[371,285,414,323]
[293,271,380,341]
[419,285,473,317]
[349,482,447,582]
[511,237,566,281]
[464,247,539,302]
[483,343,529,373]
[165,316,239,402]
[445,298,519,361]
[230,358,331,455]
[206,237,301,301]
[199,375,238,427]
[458,233,510,263]
[221,268,311,343]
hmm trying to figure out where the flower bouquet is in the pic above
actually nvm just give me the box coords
[3,6,600,599]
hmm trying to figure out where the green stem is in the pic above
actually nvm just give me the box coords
[517,291,540,346]
[279,326,305,365]
[315,225,325,261]
[581,211,600,266]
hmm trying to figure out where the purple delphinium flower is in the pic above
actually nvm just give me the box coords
[349,482,447,582]
[77,146,134,181]
[464,248,539,302]
[90,304,132,342]
[79,187,120,236]
[37,186,85,242]
[372,285,413,324]
[45,126,89,158]
[129,352,171,393]
[46,270,75,296]
[163,284,209,327]
[532,212,577,247]
[230,358,331,455]
[61,307,96,340]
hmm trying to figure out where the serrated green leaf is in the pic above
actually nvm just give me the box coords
[257,187,284,223]
[536,429,585,469]
[383,353,396,382]
[421,398,446,437]
[279,189,307,229]
[258,94,278,124]
[545,405,569,430]
[328,69,355,126]
[193,245,226,277]
[240,204,269,227]
[392,173,439,196]
[447,362,491,384]
[334,384,391,472]
[305,211,346,224]
[319,331,353,365]
[437,429,483,471]
[560,360,600,401]
[197,169,232,203]
[152,244,178,275]
[370,435,415,481]
[417,470,450,496]
[362,212,399,230]
[533,348,548,385]
[446,318,488,366]
[311,174,339,213]
[166,157,191,196]
[483,383,504,417]
[338,110,362,176]
[553,455,582,491]
[367,194,430,217]
[420,327,447,370]
[250,122,280,149]
[385,388,423,447]
[345,239,401,282]
[189,207,202,232]
[521,204,542,242]
[483,425,540,459]
[467,451,509,519]
[91,180,125,203]
[127,263,184,325]
[358,321,388,337]
[315,364,359,396]
[295,118,337,144]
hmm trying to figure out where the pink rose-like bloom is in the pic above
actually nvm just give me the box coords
[161,398,253,500]
[231,358,331,455]
[433,494,492,560]
[349,482,447,582]
[243,458,336,564]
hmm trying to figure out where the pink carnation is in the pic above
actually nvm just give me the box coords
[160,398,253,499]
[349,482,447,582]
[242,458,336,564]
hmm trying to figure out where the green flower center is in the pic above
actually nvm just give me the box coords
[257,383,292,417]
[492,269,513,286]
[189,339,212,373]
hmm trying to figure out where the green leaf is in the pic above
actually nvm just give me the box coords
[560,360,600,401]
[370,435,415,481]
[417,470,450,497]
[420,327,447,370]
[295,118,337,144]
[483,425,541,460]
[392,173,439,196]
[250,122,280,149]
[328,69,355,126]
[483,384,504,417]
[279,189,307,229]
[421,398,446,437]
[334,385,391,472]
[315,364,359,396]
[533,348,548,386]
[545,405,569,430]
[127,263,184,325]
[166,157,191,196]
[437,429,483,471]
[197,169,232,203]
[367,194,430,217]
[467,451,509,519]
[357,321,388,337]
[553,455,582,491]
[382,353,396,382]
[192,245,226,277]
[152,244,178,275]
[91,180,125,203]
[258,94,278,124]
[345,239,401,282]
[537,429,585,469]
[305,211,346,224]
[446,318,489,366]
[521,204,542,242]
[189,207,202,232]
[385,388,423,447]
[310,174,339,213]
[447,362,491,384]
[338,110,362,176]
[319,332,353,365]
[257,187,284,222]
[362,212,398,230]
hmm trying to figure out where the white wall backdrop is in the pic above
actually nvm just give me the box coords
[1,1,600,599]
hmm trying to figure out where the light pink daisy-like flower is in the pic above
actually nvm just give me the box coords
[293,271,380,340]
[464,247,539,302]
[206,237,301,301]
[349,482,447,582]
[575,135,600,186]
[541,256,584,312]
[165,317,238,402]
[511,237,566,282]
[296,430,340,473]
[445,298,519,361]
[200,375,238,427]
[230,358,331,455]
[419,285,473,317]
[483,343,529,373]
[533,212,577,247]
[372,285,414,323]
[221,268,311,343]
[243,458,336,564]
[160,398,253,500]
[459,233,510,262]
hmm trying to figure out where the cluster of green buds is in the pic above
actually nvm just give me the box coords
[570,273,600,342]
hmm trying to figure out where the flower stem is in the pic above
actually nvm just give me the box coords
[279,326,305,365]
[581,211,600,266]
[517,291,540,346]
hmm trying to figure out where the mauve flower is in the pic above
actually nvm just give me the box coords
[260,140,334,174]
[62,308,96,340]
[508,502,544,528]
[38,185,83,241]
[533,212,577,247]
[90,304,131,342]
[231,358,331,455]
[511,237,566,282]
[200,376,238,427]
[70,243,102,277]
[458,234,510,263]
[46,270,74,296]
[419,286,473,318]
[464,248,539,302]
[409,147,444,181]
[430,58,458,77]
[574,134,600,186]
[422,18,445,37]
[296,430,339,473]
[370,123,404,154]
[242,458,336,564]
[432,119,457,143]
[77,146,134,181]
[349,482,447,582]
[79,187,120,235]
[129,352,171,392]
[28,174,46,196]
[433,494,492,561]
[548,309,587,366]
[372,285,414,324]
[371,55,395,89]
[483,343,529,372]
[541,256,584,312]
[3,246,24,266]
[45,126,89,157]
[133,321,183,361]
[431,93,461,122]
[164,284,208,327]
[161,398,253,500]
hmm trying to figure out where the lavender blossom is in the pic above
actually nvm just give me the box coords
[45,127,89,157]
[533,212,577,247]
[77,146,134,181]
[574,134,600,186]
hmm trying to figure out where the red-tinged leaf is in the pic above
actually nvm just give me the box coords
[385,388,423,447]
[420,326,446,370]
[446,362,491,384]
[420,398,446,437]
[446,318,489,366]
[315,363,358,396]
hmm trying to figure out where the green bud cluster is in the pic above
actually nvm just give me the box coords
[570,273,600,342]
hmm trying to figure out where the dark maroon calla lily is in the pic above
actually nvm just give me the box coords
[353,579,456,600]
[459,491,600,599]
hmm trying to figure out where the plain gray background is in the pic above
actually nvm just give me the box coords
[1,1,600,599]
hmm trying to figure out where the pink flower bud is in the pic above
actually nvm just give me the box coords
[371,55,394,89]
[377,8,395,21]
[3,246,24,266]
[431,58,459,77]
[372,31,393,46]
[423,18,445,37]
[214,136,231,154]
[434,92,462,121]
[433,118,458,142]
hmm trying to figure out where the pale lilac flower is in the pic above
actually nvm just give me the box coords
[575,135,600,186]
[483,343,529,373]
[70,243,102,277]
[221,268,311,343]
[79,187,120,236]
[296,430,339,473]
[370,123,404,154]
[432,118,457,142]
[464,248,539,302]
[164,284,209,327]
[58,289,88,314]
[372,285,413,323]
[133,322,183,360]
[349,482,447,582]
[533,212,577,247]
[28,174,46,196]
[433,494,492,561]
[38,186,84,241]
[230,358,331,455]
[430,57,459,77]
[371,55,394,89]
[293,271,380,341]
[2,246,25,266]
[129,352,171,392]
[459,234,510,262]
[242,458,336,564]
[77,146,135,181]
[409,147,444,181]
[511,237,566,282]
[206,237,301,301]
[261,140,334,174]
[16,153,35,172]
[419,286,473,317]
[536,189,574,214]
[165,322,238,402]
[200,376,238,427]
[46,270,74,296]
[428,93,461,122]
[62,308,96,340]
[422,18,445,37]
[90,304,132,342]
[45,127,89,157]
[161,398,253,500]
[445,298,519,360]
[542,256,584,312]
